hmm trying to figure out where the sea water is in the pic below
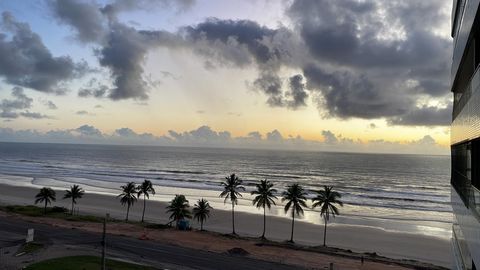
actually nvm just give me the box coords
[0,142,451,239]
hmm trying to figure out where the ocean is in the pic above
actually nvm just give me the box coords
[0,142,452,239]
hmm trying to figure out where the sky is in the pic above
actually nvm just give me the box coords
[0,0,453,154]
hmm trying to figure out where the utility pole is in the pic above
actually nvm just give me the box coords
[101,213,108,270]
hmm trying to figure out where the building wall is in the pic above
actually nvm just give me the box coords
[452,186,480,267]
[452,67,480,145]
[452,0,480,85]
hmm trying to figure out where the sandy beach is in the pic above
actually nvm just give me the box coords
[0,183,451,268]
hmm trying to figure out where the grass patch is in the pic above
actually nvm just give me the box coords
[24,255,158,270]
[16,242,44,255]
[0,205,106,223]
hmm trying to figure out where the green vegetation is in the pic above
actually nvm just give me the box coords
[251,179,278,239]
[220,173,245,235]
[166,194,191,228]
[282,183,308,243]
[63,185,85,215]
[34,187,56,214]
[118,182,138,222]
[0,205,104,223]
[16,242,44,255]
[24,256,157,270]
[312,185,344,246]
[193,198,212,231]
[137,179,156,223]
[2,174,347,246]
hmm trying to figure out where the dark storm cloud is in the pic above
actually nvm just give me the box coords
[50,0,106,43]
[303,64,409,118]
[0,12,87,93]
[183,19,306,108]
[287,74,308,109]
[96,24,180,100]
[288,0,450,69]
[253,73,284,107]
[285,0,451,123]
[183,19,281,67]
[388,104,452,126]
[50,0,183,101]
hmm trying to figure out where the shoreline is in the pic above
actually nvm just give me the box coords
[0,174,453,239]
[0,182,452,267]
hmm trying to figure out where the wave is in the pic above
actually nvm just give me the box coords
[355,194,449,205]
[147,169,207,175]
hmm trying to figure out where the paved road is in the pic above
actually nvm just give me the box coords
[0,217,300,270]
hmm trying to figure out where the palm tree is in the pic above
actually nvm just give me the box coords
[193,198,212,231]
[117,182,137,222]
[35,187,56,215]
[220,173,245,235]
[251,179,277,239]
[282,183,308,243]
[137,179,155,222]
[312,185,343,246]
[63,185,85,215]
[166,195,191,228]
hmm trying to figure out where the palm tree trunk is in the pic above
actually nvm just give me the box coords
[323,217,328,246]
[126,204,130,222]
[71,199,74,215]
[201,219,204,231]
[232,202,236,235]
[290,211,295,242]
[44,200,47,215]
[142,194,146,222]
[262,206,266,239]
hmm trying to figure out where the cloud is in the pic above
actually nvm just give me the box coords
[0,87,32,118]
[266,129,283,142]
[0,125,448,155]
[303,64,410,119]
[50,0,106,43]
[49,0,186,101]
[0,87,51,119]
[101,0,195,20]
[286,74,308,109]
[43,0,452,127]
[75,110,95,116]
[74,125,103,137]
[322,130,338,144]
[252,73,284,107]
[168,125,231,145]
[78,79,109,98]
[20,111,51,119]
[0,12,88,93]
[388,104,452,126]
[177,1,451,125]
[45,100,58,110]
